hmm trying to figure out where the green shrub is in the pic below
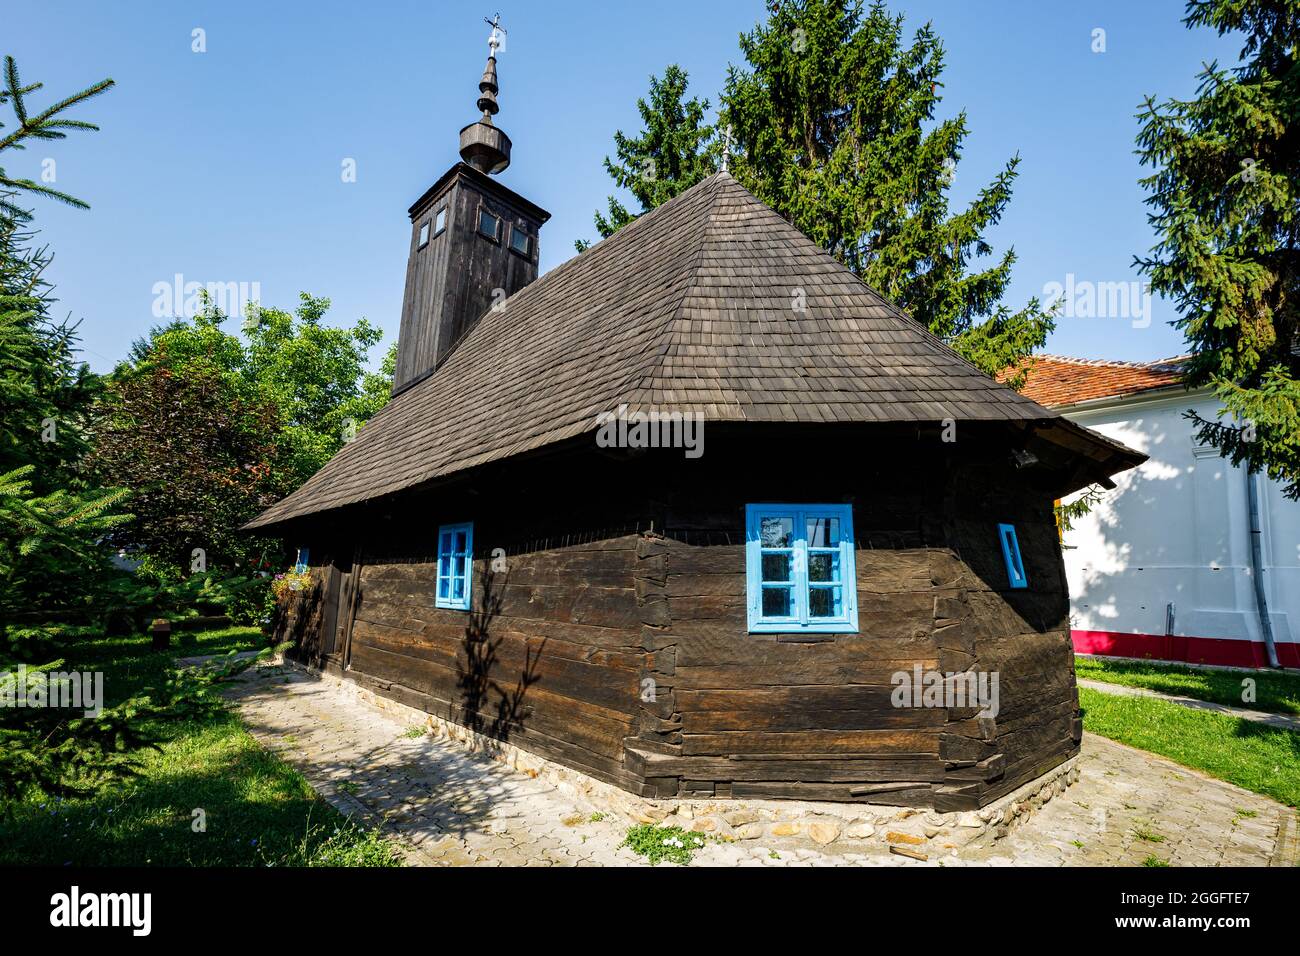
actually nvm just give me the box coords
[94,565,274,631]
[622,824,707,865]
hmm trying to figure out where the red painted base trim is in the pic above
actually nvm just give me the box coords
[1072,629,1300,668]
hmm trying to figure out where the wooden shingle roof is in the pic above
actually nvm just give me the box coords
[248,172,1137,530]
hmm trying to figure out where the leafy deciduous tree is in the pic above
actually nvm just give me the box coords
[122,295,393,494]
[88,361,286,575]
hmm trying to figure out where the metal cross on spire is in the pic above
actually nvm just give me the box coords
[485,13,506,57]
[721,125,733,173]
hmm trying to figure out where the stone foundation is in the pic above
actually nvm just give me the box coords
[282,656,1079,857]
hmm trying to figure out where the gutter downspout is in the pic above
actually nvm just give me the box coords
[1246,470,1281,668]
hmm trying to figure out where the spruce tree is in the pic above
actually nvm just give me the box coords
[722,0,1052,377]
[0,57,178,806]
[575,65,718,251]
[582,2,1052,378]
[0,56,122,618]
[0,56,113,221]
[1135,0,1300,497]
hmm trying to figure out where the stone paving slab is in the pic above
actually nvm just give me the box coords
[1077,678,1300,733]
[961,733,1297,867]
[224,663,1299,867]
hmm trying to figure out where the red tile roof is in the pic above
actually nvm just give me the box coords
[1000,354,1189,408]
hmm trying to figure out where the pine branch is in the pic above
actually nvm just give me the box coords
[0,56,115,196]
[0,177,89,209]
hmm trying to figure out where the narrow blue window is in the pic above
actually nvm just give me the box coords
[998,523,1028,589]
[294,547,309,573]
[746,504,857,634]
[435,522,473,610]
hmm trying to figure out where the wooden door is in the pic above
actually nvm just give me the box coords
[320,553,356,666]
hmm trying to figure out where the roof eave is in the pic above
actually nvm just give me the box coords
[1044,381,1208,414]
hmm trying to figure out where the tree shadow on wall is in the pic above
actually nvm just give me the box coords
[455,566,544,744]
[1063,411,1189,644]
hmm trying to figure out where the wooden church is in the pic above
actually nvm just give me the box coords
[249,24,1144,810]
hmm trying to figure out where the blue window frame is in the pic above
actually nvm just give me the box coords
[745,504,858,633]
[998,523,1028,589]
[294,547,309,573]
[435,522,474,610]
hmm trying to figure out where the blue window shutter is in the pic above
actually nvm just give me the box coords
[435,522,474,610]
[998,523,1028,589]
[745,504,858,634]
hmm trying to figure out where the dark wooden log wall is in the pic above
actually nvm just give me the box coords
[344,536,648,792]
[625,435,1078,809]
[276,425,1081,809]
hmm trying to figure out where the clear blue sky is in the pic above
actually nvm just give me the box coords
[6,0,1240,372]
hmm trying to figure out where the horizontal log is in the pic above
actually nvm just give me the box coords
[682,729,939,756]
[679,684,909,712]
[661,544,744,575]
[854,550,932,593]
[975,738,1077,804]
[672,625,935,665]
[730,781,937,805]
[675,658,938,689]
[625,749,948,783]
[665,594,746,621]
[683,706,945,733]
[665,573,745,598]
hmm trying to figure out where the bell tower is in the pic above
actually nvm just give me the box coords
[392,15,550,395]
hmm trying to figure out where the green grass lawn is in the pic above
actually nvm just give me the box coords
[1079,686,1300,808]
[0,627,401,866]
[1075,655,1300,716]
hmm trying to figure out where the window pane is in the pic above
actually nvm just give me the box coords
[761,586,793,617]
[809,585,842,618]
[437,577,449,600]
[760,516,793,548]
[435,208,447,232]
[761,552,791,583]
[510,226,530,255]
[454,531,467,554]
[1004,528,1022,575]
[478,209,499,238]
[452,578,464,601]
[806,516,841,547]
[438,555,451,578]
[808,551,839,583]
[418,222,430,247]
